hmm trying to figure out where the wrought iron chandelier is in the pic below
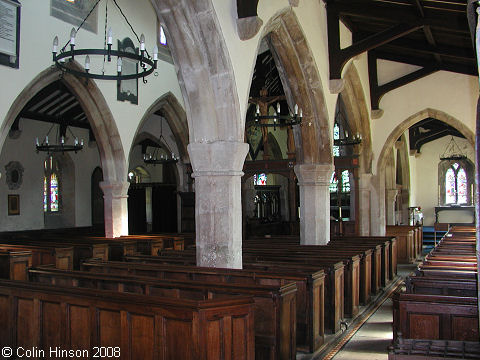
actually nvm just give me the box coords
[252,102,302,129]
[35,123,84,154]
[52,0,158,83]
[334,131,362,146]
[440,136,467,161]
[248,87,302,130]
[143,119,178,165]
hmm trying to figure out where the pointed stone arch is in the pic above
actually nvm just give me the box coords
[261,9,332,164]
[132,92,189,163]
[341,63,373,173]
[150,0,243,143]
[378,108,475,172]
[1,66,128,237]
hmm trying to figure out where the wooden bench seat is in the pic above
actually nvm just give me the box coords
[392,291,478,341]
[0,250,32,280]
[388,338,480,360]
[405,274,477,297]
[0,279,255,360]
[386,226,415,264]
[81,259,325,352]
[0,243,73,270]
[29,266,296,360]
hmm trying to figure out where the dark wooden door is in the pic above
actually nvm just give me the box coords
[128,188,147,234]
[152,185,177,233]
[91,167,104,231]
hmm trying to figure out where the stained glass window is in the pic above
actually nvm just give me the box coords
[159,25,167,46]
[457,168,467,204]
[43,177,47,212]
[341,170,350,193]
[445,168,456,204]
[254,173,267,186]
[333,123,340,157]
[329,172,338,193]
[50,173,59,212]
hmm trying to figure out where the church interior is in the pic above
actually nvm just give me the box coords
[0,0,479,359]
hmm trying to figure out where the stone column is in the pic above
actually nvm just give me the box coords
[370,174,386,236]
[386,189,398,225]
[100,181,130,238]
[294,163,334,245]
[189,141,249,269]
[358,173,372,236]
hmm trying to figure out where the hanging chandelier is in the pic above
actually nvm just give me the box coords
[51,0,158,83]
[440,136,467,161]
[334,131,362,146]
[248,87,302,130]
[35,123,84,154]
[143,119,178,165]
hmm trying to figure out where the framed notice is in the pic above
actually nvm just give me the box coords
[0,0,20,68]
[8,194,19,216]
[117,37,138,105]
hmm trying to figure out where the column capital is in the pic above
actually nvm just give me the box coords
[188,141,249,177]
[99,181,129,198]
[294,163,334,185]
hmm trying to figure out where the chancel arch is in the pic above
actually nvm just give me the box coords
[0,66,127,237]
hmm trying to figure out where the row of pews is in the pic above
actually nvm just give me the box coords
[0,227,403,359]
[389,225,480,359]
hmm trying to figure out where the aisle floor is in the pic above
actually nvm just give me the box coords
[331,263,418,360]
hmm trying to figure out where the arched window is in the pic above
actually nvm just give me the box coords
[44,156,60,213]
[439,160,474,206]
[341,170,350,193]
[329,172,338,193]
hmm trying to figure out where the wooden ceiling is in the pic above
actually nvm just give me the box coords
[408,118,465,154]
[329,0,475,76]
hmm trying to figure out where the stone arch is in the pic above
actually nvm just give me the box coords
[377,108,475,172]
[260,9,332,164]
[150,0,243,143]
[341,63,373,173]
[1,66,128,237]
[132,92,189,163]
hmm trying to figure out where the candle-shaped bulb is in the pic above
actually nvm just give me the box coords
[345,131,349,138]
[299,109,303,118]
[117,57,122,73]
[276,102,281,114]
[171,152,174,159]
[45,136,49,145]
[140,34,145,51]
[74,137,78,146]
[35,137,39,146]
[52,36,58,53]
[256,104,260,115]
[107,27,113,45]
[294,104,298,115]
[61,136,65,144]
[85,55,90,71]
[70,28,76,45]
[80,139,84,146]
[153,45,158,61]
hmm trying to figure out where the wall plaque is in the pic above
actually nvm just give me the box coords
[0,0,20,68]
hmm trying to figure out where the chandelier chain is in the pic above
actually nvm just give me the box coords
[102,0,108,75]
[60,0,102,53]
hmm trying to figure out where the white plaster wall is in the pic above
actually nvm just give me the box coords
[378,59,422,87]
[411,135,475,226]
[0,119,100,231]
[0,0,183,172]
[372,71,478,174]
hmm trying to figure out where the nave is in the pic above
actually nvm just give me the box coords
[3,224,476,359]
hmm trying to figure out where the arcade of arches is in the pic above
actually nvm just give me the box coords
[0,0,478,356]
[0,0,477,268]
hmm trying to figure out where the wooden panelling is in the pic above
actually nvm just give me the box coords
[409,313,439,339]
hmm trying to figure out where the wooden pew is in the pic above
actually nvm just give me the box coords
[388,338,480,360]
[386,226,415,264]
[0,243,73,270]
[0,250,32,280]
[81,259,326,353]
[405,275,477,297]
[0,279,255,360]
[392,291,478,341]
[29,266,296,360]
